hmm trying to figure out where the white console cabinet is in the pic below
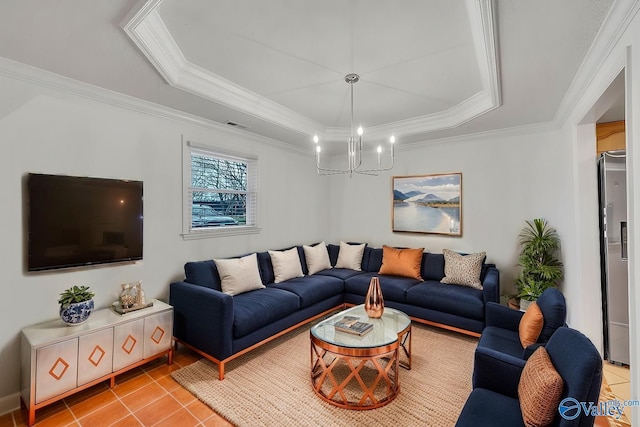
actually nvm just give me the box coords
[20,300,173,426]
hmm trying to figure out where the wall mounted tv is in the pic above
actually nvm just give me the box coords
[27,173,143,271]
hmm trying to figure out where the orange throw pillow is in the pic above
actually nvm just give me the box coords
[519,302,544,348]
[378,245,424,280]
[518,347,564,427]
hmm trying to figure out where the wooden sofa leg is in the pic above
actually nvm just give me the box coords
[218,362,225,380]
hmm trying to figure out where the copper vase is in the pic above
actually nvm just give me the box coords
[365,276,384,318]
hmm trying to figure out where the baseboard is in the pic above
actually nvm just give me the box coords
[0,392,20,416]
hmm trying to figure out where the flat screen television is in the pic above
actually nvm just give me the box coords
[27,173,143,271]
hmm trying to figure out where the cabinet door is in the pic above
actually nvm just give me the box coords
[113,318,144,371]
[35,339,78,404]
[78,328,114,386]
[143,311,172,359]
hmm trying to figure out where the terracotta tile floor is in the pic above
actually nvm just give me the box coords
[2,348,233,427]
[0,348,633,427]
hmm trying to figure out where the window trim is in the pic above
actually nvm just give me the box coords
[181,139,260,239]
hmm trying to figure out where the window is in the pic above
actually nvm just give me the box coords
[182,140,259,238]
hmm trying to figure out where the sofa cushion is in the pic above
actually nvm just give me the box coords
[477,326,527,359]
[267,275,344,308]
[378,246,424,280]
[518,347,564,427]
[406,281,485,320]
[232,288,301,338]
[441,249,485,289]
[455,388,525,427]
[536,288,567,343]
[268,247,304,283]
[364,247,383,272]
[256,251,275,284]
[421,253,445,281]
[315,268,367,280]
[328,244,340,266]
[303,242,332,275]
[295,246,309,275]
[344,272,421,302]
[214,253,265,296]
[519,302,544,348]
[335,241,366,270]
[184,260,222,291]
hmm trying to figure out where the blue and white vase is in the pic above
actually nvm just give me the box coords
[60,300,94,326]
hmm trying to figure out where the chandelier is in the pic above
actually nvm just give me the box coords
[313,74,395,176]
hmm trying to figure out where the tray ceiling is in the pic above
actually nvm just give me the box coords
[124,0,500,144]
[0,0,615,149]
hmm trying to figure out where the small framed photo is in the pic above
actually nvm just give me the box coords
[392,173,462,236]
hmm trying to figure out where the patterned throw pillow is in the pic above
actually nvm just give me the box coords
[518,347,564,427]
[378,245,424,280]
[440,249,485,289]
[519,302,544,347]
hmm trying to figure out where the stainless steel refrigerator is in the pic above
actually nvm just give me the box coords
[598,151,629,365]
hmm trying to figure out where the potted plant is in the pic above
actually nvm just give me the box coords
[515,218,563,310]
[58,285,95,326]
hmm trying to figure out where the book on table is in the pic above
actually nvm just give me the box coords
[334,315,373,336]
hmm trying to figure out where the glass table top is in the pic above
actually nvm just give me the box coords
[311,305,411,349]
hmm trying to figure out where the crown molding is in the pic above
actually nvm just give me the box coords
[321,88,499,145]
[123,6,185,84]
[174,60,323,135]
[0,56,310,155]
[123,0,501,141]
[123,3,323,137]
[468,0,501,109]
[554,0,640,127]
[398,120,560,153]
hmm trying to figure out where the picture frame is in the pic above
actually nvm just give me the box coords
[392,173,462,236]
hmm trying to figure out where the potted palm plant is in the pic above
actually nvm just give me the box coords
[515,218,563,310]
[58,285,95,326]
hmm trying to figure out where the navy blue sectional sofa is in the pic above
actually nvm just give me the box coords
[170,244,500,379]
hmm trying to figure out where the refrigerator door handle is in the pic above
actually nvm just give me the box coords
[621,221,628,261]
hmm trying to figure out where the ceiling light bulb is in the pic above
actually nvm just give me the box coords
[313,134,319,144]
[377,145,382,154]
[390,135,396,144]
[316,146,321,153]
[357,126,363,136]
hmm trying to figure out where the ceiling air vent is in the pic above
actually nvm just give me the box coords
[225,121,249,130]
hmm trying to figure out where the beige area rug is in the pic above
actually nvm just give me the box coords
[172,323,477,427]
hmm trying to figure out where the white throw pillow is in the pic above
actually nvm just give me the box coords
[303,242,332,275]
[214,253,265,296]
[268,247,304,283]
[335,241,366,270]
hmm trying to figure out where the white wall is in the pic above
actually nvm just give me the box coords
[0,68,330,404]
[326,126,570,299]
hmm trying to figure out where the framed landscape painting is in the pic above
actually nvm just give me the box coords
[392,173,462,236]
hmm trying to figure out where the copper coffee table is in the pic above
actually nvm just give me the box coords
[310,305,411,409]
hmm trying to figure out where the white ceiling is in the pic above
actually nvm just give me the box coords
[154,0,487,127]
[0,0,616,149]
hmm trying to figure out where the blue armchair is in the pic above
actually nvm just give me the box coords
[472,288,566,393]
[456,327,603,427]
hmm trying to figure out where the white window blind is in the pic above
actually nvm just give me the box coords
[182,140,259,239]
